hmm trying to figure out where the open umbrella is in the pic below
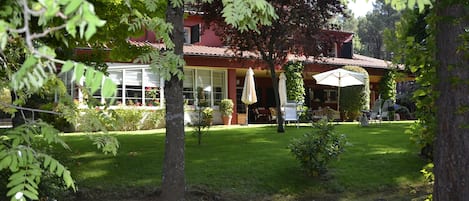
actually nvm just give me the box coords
[312,68,365,112]
[278,72,287,107]
[241,68,257,125]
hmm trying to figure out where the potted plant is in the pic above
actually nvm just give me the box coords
[202,107,214,126]
[219,99,234,125]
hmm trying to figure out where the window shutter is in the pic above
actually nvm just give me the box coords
[340,42,353,59]
[190,24,200,44]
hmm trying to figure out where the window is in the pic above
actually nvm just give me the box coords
[124,70,143,106]
[109,70,123,105]
[79,68,164,108]
[183,27,191,44]
[183,24,200,44]
[183,68,226,107]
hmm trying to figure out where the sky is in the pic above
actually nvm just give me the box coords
[347,0,375,18]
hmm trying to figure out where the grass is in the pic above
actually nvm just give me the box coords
[56,122,428,200]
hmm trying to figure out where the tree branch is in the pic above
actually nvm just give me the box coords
[30,24,67,40]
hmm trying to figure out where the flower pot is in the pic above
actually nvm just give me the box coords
[222,115,232,125]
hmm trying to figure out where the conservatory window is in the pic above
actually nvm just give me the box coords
[183,68,226,107]
[124,70,143,106]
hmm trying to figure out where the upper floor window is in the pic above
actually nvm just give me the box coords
[184,24,200,44]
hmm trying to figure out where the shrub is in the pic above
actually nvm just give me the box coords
[288,119,347,176]
[112,108,144,131]
[141,109,165,130]
[39,103,75,132]
[76,108,113,132]
[340,66,370,121]
[219,99,234,116]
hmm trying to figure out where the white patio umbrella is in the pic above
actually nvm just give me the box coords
[312,68,365,112]
[278,72,287,107]
[241,68,257,125]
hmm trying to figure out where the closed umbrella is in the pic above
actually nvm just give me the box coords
[279,72,287,107]
[313,68,365,112]
[241,68,257,124]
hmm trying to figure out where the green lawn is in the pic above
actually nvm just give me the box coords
[57,122,427,200]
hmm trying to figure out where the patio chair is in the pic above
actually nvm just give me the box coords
[381,99,394,121]
[369,99,383,123]
[283,102,299,128]
[253,107,270,122]
[269,107,277,123]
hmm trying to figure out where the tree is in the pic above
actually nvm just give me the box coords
[385,8,436,159]
[0,0,121,200]
[356,0,401,60]
[386,0,468,199]
[200,0,346,133]
[433,0,468,199]
[158,1,277,200]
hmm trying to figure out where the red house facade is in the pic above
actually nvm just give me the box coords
[70,13,398,125]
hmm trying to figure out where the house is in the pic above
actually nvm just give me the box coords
[69,13,401,125]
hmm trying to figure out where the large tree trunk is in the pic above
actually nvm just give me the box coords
[160,2,185,201]
[434,2,469,200]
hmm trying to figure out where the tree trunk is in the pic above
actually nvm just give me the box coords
[160,3,185,201]
[434,2,469,200]
[268,62,285,133]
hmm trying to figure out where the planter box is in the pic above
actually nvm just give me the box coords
[237,113,246,125]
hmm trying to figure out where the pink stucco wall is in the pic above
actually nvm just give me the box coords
[131,15,223,47]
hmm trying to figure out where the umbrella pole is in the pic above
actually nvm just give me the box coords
[337,86,340,112]
[245,105,249,125]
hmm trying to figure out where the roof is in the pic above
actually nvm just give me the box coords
[288,54,394,69]
[129,41,395,70]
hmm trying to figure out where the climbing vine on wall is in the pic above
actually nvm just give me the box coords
[283,61,305,103]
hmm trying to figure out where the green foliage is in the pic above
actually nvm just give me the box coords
[356,0,402,60]
[141,109,165,130]
[90,135,120,156]
[0,121,75,201]
[219,99,234,116]
[112,108,144,131]
[38,103,74,132]
[219,0,278,32]
[76,108,112,132]
[378,70,397,101]
[339,66,369,121]
[340,85,364,121]
[283,62,305,103]
[345,66,370,110]
[385,8,436,161]
[288,119,347,176]
[77,108,165,132]
[135,50,185,81]
[191,107,213,145]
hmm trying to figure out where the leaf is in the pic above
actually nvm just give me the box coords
[90,71,103,94]
[85,22,97,40]
[73,63,85,83]
[63,170,76,191]
[0,155,12,170]
[64,0,82,15]
[85,68,95,86]
[43,155,51,167]
[102,78,117,98]
[22,189,39,200]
